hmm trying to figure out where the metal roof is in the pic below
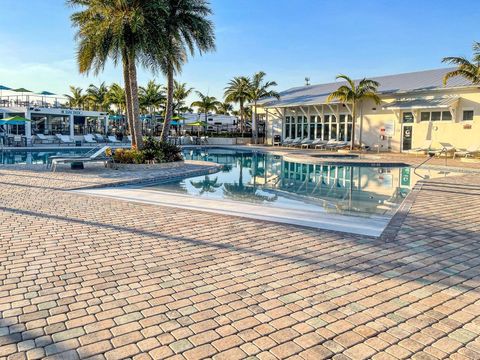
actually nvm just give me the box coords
[260,68,474,108]
[382,96,459,110]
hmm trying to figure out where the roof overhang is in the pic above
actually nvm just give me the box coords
[382,97,460,111]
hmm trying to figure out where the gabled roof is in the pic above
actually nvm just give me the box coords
[260,68,474,108]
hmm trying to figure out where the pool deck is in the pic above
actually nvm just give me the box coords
[0,151,479,360]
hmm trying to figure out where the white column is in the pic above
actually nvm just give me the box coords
[307,106,311,139]
[69,114,74,138]
[25,110,32,139]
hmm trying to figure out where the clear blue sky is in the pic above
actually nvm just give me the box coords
[0,0,479,104]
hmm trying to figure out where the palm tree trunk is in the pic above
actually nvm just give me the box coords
[351,102,356,151]
[127,54,143,149]
[161,65,174,142]
[239,100,244,135]
[252,101,258,144]
[122,51,135,147]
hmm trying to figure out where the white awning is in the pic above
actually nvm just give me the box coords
[382,97,459,110]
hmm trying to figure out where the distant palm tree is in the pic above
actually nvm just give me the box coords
[173,81,194,114]
[65,86,85,109]
[69,0,166,148]
[139,80,165,114]
[107,84,126,115]
[86,82,109,111]
[191,91,221,121]
[224,76,251,133]
[247,72,280,143]
[217,101,233,115]
[443,41,480,85]
[327,75,381,150]
[158,0,216,141]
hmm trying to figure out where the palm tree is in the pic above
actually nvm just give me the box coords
[224,76,250,133]
[64,86,85,109]
[139,80,165,114]
[86,82,109,111]
[173,81,194,114]
[191,91,221,121]
[69,0,166,149]
[158,0,216,141]
[443,41,480,85]
[247,71,280,144]
[107,83,126,115]
[327,75,381,150]
[190,176,222,194]
[216,101,233,115]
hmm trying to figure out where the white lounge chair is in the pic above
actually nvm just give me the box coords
[35,134,53,144]
[281,137,292,146]
[107,135,121,143]
[84,134,97,144]
[51,146,112,172]
[432,142,455,157]
[56,134,75,145]
[299,139,313,148]
[287,137,302,147]
[313,139,328,149]
[453,144,480,159]
[406,141,432,155]
[94,134,106,142]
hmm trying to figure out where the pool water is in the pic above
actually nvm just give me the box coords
[145,147,453,217]
[0,149,90,165]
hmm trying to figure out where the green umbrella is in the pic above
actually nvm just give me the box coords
[13,88,32,93]
[187,121,207,127]
[0,116,31,125]
[0,85,10,90]
[39,91,55,95]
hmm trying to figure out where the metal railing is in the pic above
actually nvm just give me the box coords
[413,146,449,179]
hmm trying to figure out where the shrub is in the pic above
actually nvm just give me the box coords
[113,137,182,164]
[113,148,145,164]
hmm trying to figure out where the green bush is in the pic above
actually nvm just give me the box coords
[113,137,182,164]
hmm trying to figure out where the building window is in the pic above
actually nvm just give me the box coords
[463,110,474,121]
[420,112,430,121]
[441,111,452,121]
[402,112,414,123]
[431,112,441,121]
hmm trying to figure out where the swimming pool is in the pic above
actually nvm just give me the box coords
[0,148,91,165]
[77,147,459,236]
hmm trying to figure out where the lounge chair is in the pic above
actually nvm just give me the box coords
[300,139,313,148]
[84,134,97,144]
[287,137,302,147]
[406,141,432,155]
[56,134,75,145]
[50,146,112,172]
[313,140,328,149]
[432,142,455,157]
[453,144,480,159]
[281,137,292,146]
[107,135,121,143]
[35,134,53,144]
[94,134,106,142]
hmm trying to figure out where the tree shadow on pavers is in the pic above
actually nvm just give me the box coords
[1,204,479,295]
[0,327,78,359]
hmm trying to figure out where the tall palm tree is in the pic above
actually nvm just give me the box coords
[64,86,86,109]
[107,83,126,115]
[173,80,194,114]
[86,82,109,111]
[216,101,233,115]
[158,0,216,141]
[69,0,166,149]
[327,75,381,150]
[191,91,221,120]
[247,71,280,143]
[224,76,250,133]
[443,41,480,85]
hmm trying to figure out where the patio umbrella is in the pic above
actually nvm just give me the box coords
[13,88,32,104]
[0,116,31,135]
[39,91,56,106]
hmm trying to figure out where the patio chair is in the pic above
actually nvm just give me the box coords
[406,140,432,155]
[432,142,455,157]
[313,139,328,149]
[94,134,106,142]
[300,139,313,148]
[50,146,112,172]
[35,134,53,144]
[107,135,121,143]
[84,134,97,144]
[453,144,480,159]
[281,137,292,146]
[56,134,75,145]
[287,137,302,147]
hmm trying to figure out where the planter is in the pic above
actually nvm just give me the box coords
[108,160,185,170]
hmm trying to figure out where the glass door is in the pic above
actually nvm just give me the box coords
[402,125,413,151]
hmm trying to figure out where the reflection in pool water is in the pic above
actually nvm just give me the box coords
[147,147,455,217]
[0,149,90,165]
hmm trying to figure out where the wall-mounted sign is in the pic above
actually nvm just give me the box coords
[384,121,395,137]
[61,110,82,115]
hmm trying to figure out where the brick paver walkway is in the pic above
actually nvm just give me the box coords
[0,162,479,360]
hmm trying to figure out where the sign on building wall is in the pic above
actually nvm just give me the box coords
[383,120,395,137]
